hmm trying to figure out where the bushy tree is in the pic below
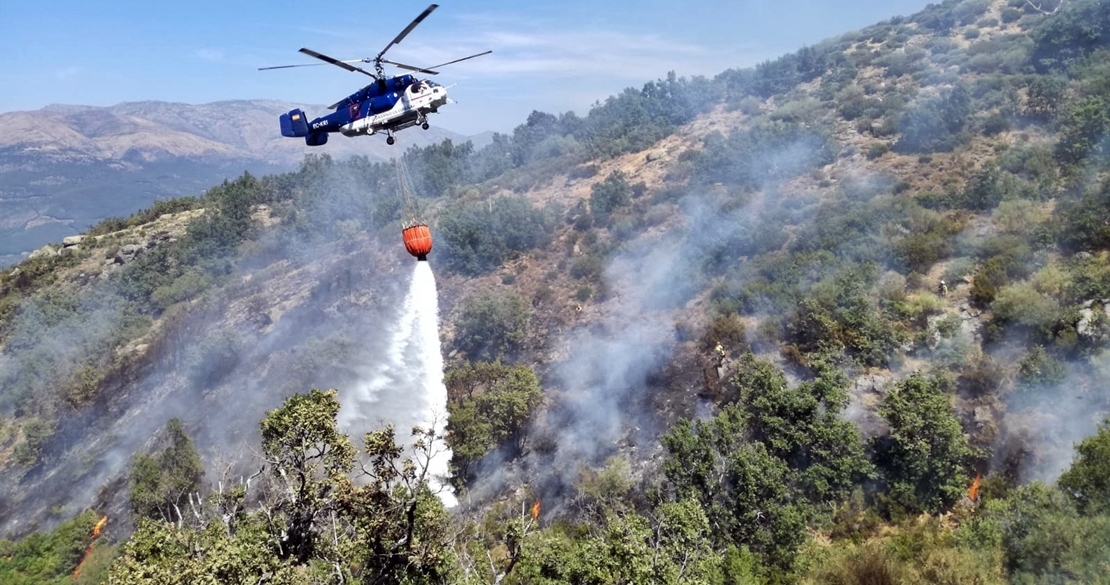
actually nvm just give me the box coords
[438,196,549,275]
[511,500,725,585]
[874,373,975,514]
[1055,96,1110,167]
[453,290,530,360]
[129,418,204,522]
[692,121,836,190]
[663,355,871,572]
[1032,0,1110,73]
[113,388,457,584]
[445,362,543,483]
[1058,419,1110,514]
[894,86,971,153]
[1017,345,1067,388]
[589,170,632,222]
[404,139,475,198]
[974,482,1110,582]
[258,388,356,564]
[1055,178,1110,252]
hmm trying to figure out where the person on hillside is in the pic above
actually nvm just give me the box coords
[939,280,948,297]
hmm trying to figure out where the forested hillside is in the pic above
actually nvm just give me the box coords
[3,0,1110,583]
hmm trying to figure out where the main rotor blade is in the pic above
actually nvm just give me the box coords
[424,50,492,70]
[377,4,438,59]
[259,58,366,71]
[381,59,440,75]
[299,48,377,77]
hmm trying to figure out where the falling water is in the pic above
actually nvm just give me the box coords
[410,261,456,506]
[339,262,455,507]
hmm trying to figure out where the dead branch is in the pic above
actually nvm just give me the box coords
[1025,0,1065,15]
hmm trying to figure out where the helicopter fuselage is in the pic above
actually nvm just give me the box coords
[340,80,447,137]
[263,4,488,147]
[279,75,447,145]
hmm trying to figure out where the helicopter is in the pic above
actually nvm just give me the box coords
[259,4,490,146]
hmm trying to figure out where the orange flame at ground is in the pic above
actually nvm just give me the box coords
[73,515,108,579]
[531,500,540,522]
[968,473,982,501]
[91,515,108,537]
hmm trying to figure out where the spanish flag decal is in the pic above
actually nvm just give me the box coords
[292,113,301,121]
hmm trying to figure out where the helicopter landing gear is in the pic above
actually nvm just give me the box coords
[386,134,395,145]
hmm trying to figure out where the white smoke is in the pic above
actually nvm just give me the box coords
[339,262,456,507]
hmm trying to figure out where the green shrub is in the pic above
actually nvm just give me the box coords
[970,257,1009,307]
[445,362,542,484]
[894,86,971,154]
[701,313,747,354]
[1058,420,1110,514]
[1055,97,1110,167]
[1024,76,1066,121]
[568,164,599,180]
[150,270,213,310]
[959,352,1007,397]
[12,418,55,466]
[589,171,632,221]
[454,290,530,360]
[438,195,549,275]
[874,373,975,514]
[129,418,204,521]
[867,143,890,160]
[982,112,1010,136]
[990,282,1060,335]
[1016,345,1066,388]
[569,254,604,282]
[1055,179,1110,253]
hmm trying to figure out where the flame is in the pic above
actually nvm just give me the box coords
[91,515,108,537]
[967,473,982,501]
[73,515,108,578]
[530,500,540,522]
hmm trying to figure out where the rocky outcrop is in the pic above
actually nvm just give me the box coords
[27,245,59,260]
[1077,299,1110,342]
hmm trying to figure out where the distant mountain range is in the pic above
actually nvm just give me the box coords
[0,100,487,266]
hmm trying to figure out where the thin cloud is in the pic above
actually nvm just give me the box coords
[54,67,80,81]
[390,27,760,82]
[195,48,226,62]
[298,26,356,40]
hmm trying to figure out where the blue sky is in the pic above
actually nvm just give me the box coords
[2,0,932,135]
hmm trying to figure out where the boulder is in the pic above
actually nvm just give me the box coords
[1074,301,1110,339]
[114,243,145,264]
[62,235,86,247]
[28,245,59,260]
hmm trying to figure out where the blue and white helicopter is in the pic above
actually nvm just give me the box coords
[259,4,490,146]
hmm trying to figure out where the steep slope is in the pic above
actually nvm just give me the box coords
[4,0,1110,581]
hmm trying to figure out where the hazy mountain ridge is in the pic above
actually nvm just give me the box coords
[1,100,467,164]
